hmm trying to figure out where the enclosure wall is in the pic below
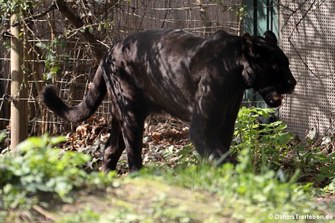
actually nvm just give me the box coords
[279,0,335,139]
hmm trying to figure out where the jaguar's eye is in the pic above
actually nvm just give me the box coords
[272,64,279,71]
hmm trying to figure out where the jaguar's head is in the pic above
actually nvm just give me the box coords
[241,31,296,107]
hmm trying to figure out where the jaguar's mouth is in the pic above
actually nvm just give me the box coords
[267,92,284,107]
[258,88,284,108]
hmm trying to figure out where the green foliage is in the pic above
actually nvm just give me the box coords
[37,38,70,80]
[233,107,335,185]
[141,158,316,222]
[0,0,33,17]
[0,135,115,210]
[56,208,100,223]
[209,1,247,20]
[0,131,7,144]
[142,153,316,222]
[289,144,335,186]
[1,108,335,222]
[138,107,330,221]
[233,107,294,173]
[160,144,199,169]
[0,0,67,80]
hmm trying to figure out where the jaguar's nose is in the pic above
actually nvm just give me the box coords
[276,78,296,94]
[287,78,297,93]
[288,78,297,87]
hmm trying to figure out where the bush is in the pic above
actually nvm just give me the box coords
[232,107,294,172]
[232,107,335,185]
[0,135,115,210]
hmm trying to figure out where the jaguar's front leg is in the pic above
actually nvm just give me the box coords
[189,75,244,163]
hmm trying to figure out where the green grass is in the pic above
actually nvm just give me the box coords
[1,107,335,222]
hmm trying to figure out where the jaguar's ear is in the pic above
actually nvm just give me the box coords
[242,31,276,59]
[263,30,277,45]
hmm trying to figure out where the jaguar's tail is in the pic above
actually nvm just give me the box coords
[43,60,107,122]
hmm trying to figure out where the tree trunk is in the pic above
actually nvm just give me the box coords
[10,13,28,150]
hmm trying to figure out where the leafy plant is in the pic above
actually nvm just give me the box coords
[0,131,7,144]
[0,0,33,16]
[232,107,335,185]
[0,135,115,210]
[56,208,100,223]
[37,37,70,80]
[232,107,294,172]
[290,143,335,186]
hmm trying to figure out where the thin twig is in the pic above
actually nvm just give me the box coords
[32,205,59,221]
[54,0,106,62]
[12,3,58,27]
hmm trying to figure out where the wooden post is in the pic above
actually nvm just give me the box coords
[10,13,28,150]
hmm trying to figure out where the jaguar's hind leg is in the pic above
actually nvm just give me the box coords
[102,119,125,172]
[120,111,146,172]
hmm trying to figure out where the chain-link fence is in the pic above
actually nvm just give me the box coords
[0,0,244,145]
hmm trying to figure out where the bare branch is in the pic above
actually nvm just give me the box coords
[280,0,326,77]
[54,0,106,62]
[11,3,58,27]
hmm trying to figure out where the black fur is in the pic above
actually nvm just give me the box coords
[43,65,107,122]
[43,29,296,172]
